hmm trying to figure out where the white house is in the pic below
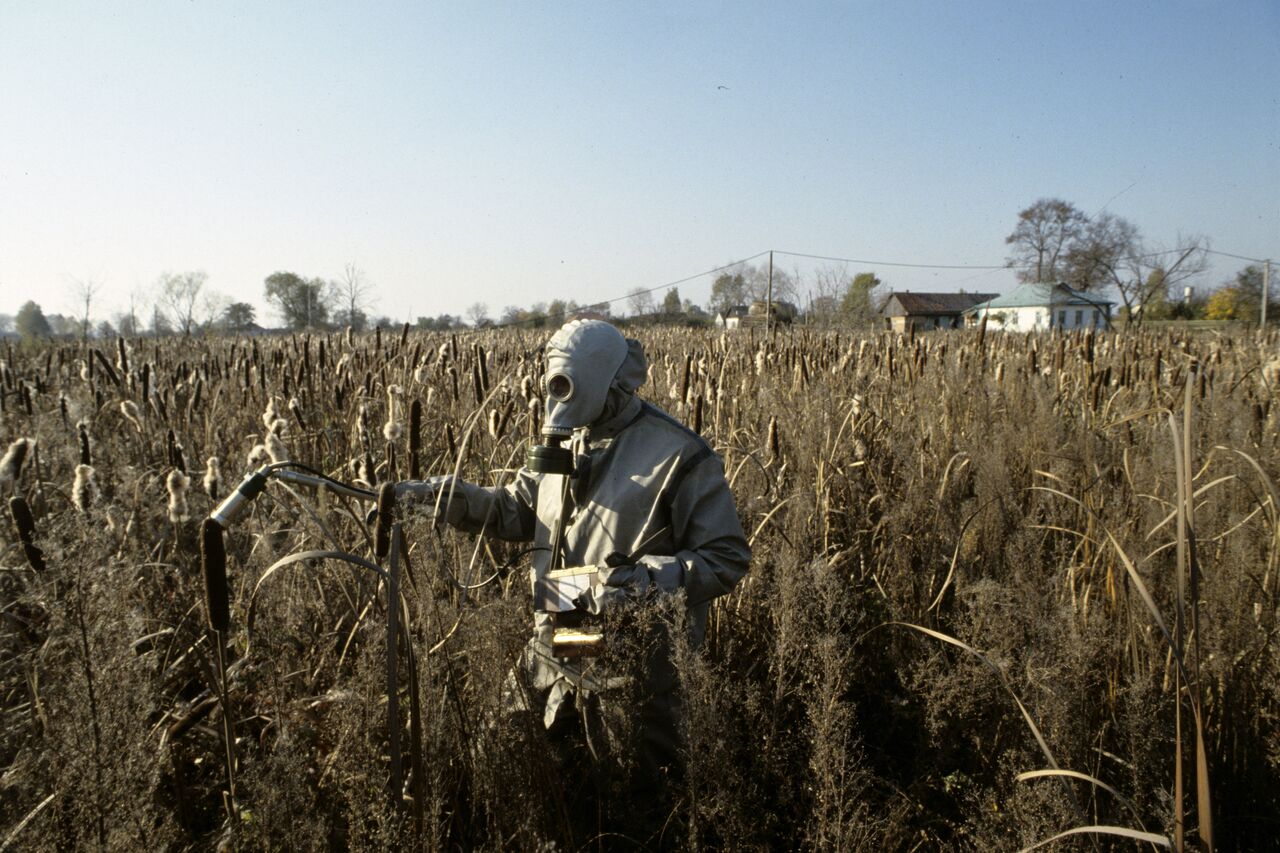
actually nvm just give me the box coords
[965,283,1113,331]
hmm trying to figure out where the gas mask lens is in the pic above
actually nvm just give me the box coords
[546,372,574,402]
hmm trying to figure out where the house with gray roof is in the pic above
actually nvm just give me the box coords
[963,282,1113,331]
[880,291,998,333]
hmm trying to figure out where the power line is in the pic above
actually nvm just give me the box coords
[773,249,1007,270]
[461,241,1274,333]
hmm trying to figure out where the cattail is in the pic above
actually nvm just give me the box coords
[265,425,289,464]
[77,420,92,465]
[167,469,191,522]
[167,429,187,473]
[408,399,422,479]
[247,444,268,467]
[79,361,90,382]
[383,385,404,442]
[203,457,222,500]
[414,363,431,385]
[72,464,96,512]
[9,496,45,572]
[0,438,32,491]
[200,518,230,634]
[121,399,143,432]
[288,396,306,431]
[262,396,282,430]
[767,416,780,463]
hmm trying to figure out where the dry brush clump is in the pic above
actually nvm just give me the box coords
[0,325,1277,850]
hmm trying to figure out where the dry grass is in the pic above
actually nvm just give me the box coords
[1,325,1278,850]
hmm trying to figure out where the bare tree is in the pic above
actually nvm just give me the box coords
[1063,213,1141,293]
[156,271,209,336]
[808,263,849,326]
[465,302,491,328]
[333,263,374,331]
[627,287,657,318]
[1078,230,1210,326]
[1006,198,1088,283]
[68,277,102,341]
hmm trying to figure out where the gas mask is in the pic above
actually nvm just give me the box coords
[528,320,646,475]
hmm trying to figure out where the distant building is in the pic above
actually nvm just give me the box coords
[964,283,1113,331]
[715,300,798,330]
[880,292,998,333]
[714,305,750,329]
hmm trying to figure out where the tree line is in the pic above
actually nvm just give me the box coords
[3,204,1270,342]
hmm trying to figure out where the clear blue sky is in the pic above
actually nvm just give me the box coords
[1,1,1276,325]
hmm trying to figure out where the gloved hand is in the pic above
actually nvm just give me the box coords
[574,552,653,615]
[392,476,469,525]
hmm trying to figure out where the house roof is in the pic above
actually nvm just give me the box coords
[882,292,998,316]
[968,282,1114,312]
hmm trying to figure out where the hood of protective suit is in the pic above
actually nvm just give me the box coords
[542,320,646,437]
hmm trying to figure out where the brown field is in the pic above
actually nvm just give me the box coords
[1,325,1278,850]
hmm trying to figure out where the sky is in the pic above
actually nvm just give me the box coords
[1,1,1276,327]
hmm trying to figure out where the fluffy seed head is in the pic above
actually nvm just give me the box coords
[72,464,96,512]
[203,456,222,500]
[166,469,191,522]
[0,438,32,490]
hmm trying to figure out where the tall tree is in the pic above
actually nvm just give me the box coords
[841,272,883,327]
[223,302,256,332]
[710,271,746,315]
[264,271,330,330]
[662,287,682,317]
[332,263,373,331]
[68,277,101,341]
[15,301,52,342]
[157,271,209,336]
[465,302,491,328]
[1006,198,1088,283]
[1063,212,1140,293]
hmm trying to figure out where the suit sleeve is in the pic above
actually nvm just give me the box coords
[637,452,751,607]
[447,469,539,542]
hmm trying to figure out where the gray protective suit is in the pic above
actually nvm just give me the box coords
[403,321,750,776]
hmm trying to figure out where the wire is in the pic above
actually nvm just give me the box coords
[266,461,376,499]
[773,249,1008,270]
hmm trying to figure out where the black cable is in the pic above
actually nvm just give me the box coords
[266,460,377,499]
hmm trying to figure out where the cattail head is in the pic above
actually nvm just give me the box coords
[9,496,45,572]
[0,438,33,491]
[72,464,96,512]
[120,400,143,432]
[77,419,92,465]
[262,396,282,430]
[383,384,404,441]
[413,363,431,385]
[166,469,191,522]
[203,456,222,500]
[264,428,289,464]
[247,443,268,467]
[200,518,230,633]
[79,361,91,382]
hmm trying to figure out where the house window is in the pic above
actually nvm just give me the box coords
[1092,310,1100,326]
[1058,310,1066,327]
[1074,310,1083,326]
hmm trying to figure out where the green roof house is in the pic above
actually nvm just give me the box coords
[964,282,1114,331]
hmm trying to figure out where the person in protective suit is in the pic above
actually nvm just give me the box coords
[396,318,750,790]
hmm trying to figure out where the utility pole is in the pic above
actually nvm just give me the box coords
[1263,260,1270,331]
[766,250,774,335]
